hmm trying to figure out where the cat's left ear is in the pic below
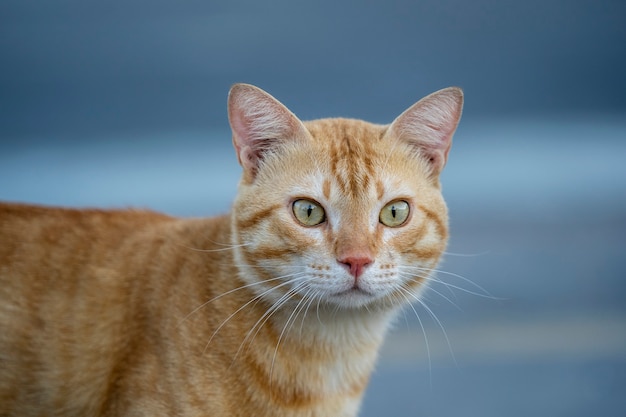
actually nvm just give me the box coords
[228,83,309,179]
[386,87,463,176]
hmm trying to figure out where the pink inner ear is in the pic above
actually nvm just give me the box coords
[227,84,308,177]
[388,87,463,174]
[229,106,250,149]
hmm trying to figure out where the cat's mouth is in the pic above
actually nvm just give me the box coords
[338,287,371,296]
[329,286,378,307]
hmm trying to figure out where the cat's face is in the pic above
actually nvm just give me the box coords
[228,84,462,311]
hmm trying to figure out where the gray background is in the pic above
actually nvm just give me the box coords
[1,1,625,415]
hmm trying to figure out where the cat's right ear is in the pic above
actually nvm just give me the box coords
[228,84,309,179]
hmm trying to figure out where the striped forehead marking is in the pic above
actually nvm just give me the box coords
[308,120,382,199]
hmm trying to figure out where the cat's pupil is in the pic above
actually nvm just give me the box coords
[391,206,397,218]
[307,205,313,218]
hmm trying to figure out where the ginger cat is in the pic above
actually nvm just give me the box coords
[0,83,463,417]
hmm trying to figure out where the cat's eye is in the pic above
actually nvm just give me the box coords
[379,200,410,227]
[292,199,326,227]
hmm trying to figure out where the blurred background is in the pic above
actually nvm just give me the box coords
[1,0,625,415]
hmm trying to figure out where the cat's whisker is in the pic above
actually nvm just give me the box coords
[269,286,315,396]
[173,239,253,253]
[415,267,460,301]
[386,290,410,330]
[399,285,457,367]
[396,287,432,383]
[297,289,321,336]
[398,272,463,311]
[395,292,414,332]
[427,277,500,300]
[202,275,306,354]
[315,291,324,326]
[410,266,492,296]
[233,281,312,391]
[308,290,323,329]
[406,271,497,300]
[223,272,306,342]
[178,272,305,327]
[399,265,498,300]
[287,288,315,339]
[231,279,311,367]
[423,285,464,312]
[215,262,303,270]
[443,250,490,257]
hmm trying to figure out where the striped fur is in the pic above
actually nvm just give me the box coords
[0,84,462,416]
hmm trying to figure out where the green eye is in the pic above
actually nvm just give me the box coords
[379,200,410,227]
[292,199,326,226]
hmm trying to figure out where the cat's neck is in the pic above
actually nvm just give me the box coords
[225,296,395,413]
[269,302,397,349]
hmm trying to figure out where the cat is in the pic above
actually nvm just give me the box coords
[0,83,463,417]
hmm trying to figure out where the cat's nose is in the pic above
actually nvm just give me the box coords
[338,255,373,280]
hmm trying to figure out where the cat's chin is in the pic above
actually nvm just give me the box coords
[326,288,390,310]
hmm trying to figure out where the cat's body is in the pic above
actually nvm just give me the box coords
[0,84,463,416]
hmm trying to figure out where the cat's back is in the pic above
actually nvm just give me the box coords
[0,202,174,299]
[0,201,174,249]
[0,202,227,416]
[0,203,166,411]
[1,202,171,284]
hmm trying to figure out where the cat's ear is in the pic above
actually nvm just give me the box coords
[228,83,309,178]
[387,87,463,176]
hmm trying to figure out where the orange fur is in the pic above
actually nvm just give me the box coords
[0,84,462,416]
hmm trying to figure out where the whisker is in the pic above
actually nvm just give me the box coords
[427,277,501,300]
[401,286,457,367]
[388,291,411,331]
[399,265,499,299]
[202,274,307,354]
[214,262,304,270]
[293,296,310,337]
[399,272,463,311]
[178,272,304,327]
[396,288,432,384]
[175,240,252,253]
[409,272,499,300]
[287,288,315,339]
[422,268,459,300]
[269,285,313,396]
[231,280,311,366]
[315,292,324,326]
[443,250,490,257]
[297,289,321,336]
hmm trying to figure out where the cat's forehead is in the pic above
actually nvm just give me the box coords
[302,118,391,199]
[303,118,386,146]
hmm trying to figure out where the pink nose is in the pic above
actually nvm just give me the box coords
[338,256,373,280]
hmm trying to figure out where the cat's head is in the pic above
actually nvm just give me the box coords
[228,84,462,311]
